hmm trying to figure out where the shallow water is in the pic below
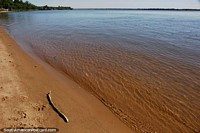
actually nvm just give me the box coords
[0,10,200,132]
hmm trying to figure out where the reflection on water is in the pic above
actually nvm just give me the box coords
[1,10,200,132]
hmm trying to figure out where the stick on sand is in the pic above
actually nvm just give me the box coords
[47,91,69,123]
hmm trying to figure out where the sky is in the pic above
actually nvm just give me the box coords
[27,0,200,9]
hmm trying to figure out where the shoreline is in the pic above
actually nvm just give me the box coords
[0,11,10,13]
[75,8,200,11]
[0,27,132,132]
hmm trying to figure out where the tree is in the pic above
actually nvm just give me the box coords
[0,0,72,11]
[0,0,37,10]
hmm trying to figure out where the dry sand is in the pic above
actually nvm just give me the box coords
[0,27,133,133]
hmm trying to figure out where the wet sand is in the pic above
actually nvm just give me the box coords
[0,27,133,132]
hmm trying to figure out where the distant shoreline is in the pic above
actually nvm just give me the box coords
[75,8,200,11]
[1,8,200,12]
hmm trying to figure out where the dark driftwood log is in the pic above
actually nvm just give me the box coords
[47,91,69,123]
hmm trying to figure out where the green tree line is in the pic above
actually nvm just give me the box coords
[0,0,37,11]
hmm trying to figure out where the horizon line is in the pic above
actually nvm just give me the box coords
[73,8,200,10]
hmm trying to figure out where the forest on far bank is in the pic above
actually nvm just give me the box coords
[0,0,72,11]
[0,0,37,10]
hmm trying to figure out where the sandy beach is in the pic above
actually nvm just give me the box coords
[0,11,10,13]
[0,27,133,132]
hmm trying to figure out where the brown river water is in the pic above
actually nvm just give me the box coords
[0,10,200,132]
